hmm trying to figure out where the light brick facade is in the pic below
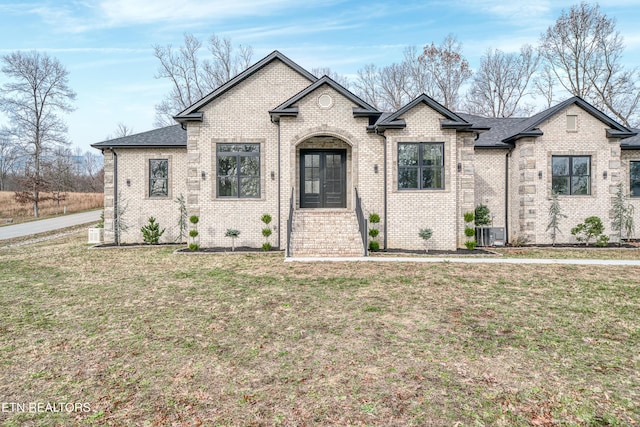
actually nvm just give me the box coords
[94,51,640,252]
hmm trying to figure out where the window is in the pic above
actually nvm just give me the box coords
[552,155,590,195]
[631,161,640,197]
[398,142,444,190]
[149,159,168,197]
[217,144,260,198]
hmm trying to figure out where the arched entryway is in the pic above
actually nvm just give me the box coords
[296,135,352,210]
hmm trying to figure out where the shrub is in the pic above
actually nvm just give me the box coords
[474,204,491,226]
[546,192,566,246]
[464,240,477,251]
[368,228,379,238]
[464,226,475,238]
[140,217,165,244]
[511,234,530,247]
[418,228,433,253]
[261,214,273,250]
[96,211,104,228]
[369,241,380,251]
[368,212,381,251]
[463,212,475,223]
[369,213,380,224]
[571,216,606,246]
[189,215,199,225]
[261,213,272,225]
[188,243,199,251]
[261,242,272,251]
[225,228,241,251]
[189,229,198,238]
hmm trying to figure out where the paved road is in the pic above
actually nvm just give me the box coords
[286,256,640,266]
[0,210,102,241]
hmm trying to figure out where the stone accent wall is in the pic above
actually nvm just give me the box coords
[620,149,640,239]
[510,104,622,244]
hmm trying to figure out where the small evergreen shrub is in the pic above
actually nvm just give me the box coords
[571,216,606,246]
[369,241,380,251]
[369,213,380,224]
[368,228,379,238]
[463,212,475,223]
[261,213,273,251]
[464,227,475,237]
[418,228,433,253]
[188,243,199,251]
[189,215,199,225]
[140,217,165,244]
[368,212,381,251]
[464,240,477,250]
[262,242,272,251]
[189,229,199,238]
[474,204,491,226]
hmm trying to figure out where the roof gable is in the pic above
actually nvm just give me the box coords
[174,50,317,123]
[502,96,635,144]
[269,75,380,121]
[375,94,472,131]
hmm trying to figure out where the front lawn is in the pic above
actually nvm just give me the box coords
[0,232,638,425]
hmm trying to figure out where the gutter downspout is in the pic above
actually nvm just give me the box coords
[276,119,282,250]
[505,149,511,245]
[376,130,388,250]
[111,147,119,246]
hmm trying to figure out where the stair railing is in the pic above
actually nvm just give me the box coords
[354,188,368,256]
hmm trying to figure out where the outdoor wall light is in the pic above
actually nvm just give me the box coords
[126,179,131,187]
[538,170,543,179]
[201,171,206,180]
[271,171,275,180]
[603,170,608,179]
[374,164,379,174]
[457,163,462,173]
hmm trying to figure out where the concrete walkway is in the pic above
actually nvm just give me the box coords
[0,210,102,240]
[285,256,640,266]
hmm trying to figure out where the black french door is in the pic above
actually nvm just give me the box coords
[300,150,346,208]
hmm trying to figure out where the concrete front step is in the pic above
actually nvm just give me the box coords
[290,210,365,257]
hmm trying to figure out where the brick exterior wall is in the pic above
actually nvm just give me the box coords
[509,105,623,244]
[100,58,638,251]
[102,148,187,244]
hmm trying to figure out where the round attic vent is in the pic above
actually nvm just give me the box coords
[318,93,333,109]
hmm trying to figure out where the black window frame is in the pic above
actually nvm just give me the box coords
[397,142,445,190]
[630,160,640,197]
[216,143,261,199]
[149,158,169,198]
[551,155,591,196]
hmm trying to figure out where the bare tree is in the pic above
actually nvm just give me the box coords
[0,50,76,217]
[540,2,640,126]
[114,122,134,138]
[419,34,472,110]
[83,150,104,192]
[378,62,412,110]
[466,45,539,117]
[0,132,18,191]
[353,63,382,110]
[403,46,435,101]
[534,64,557,109]
[154,33,253,127]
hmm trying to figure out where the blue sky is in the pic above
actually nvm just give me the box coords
[1,0,639,153]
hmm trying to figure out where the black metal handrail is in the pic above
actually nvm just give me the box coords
[355,188,368,256]
[286,187,294,257]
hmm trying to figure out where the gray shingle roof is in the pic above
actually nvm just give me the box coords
[91,125,186,149]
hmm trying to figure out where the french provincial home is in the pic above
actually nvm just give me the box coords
[92,51,640,256]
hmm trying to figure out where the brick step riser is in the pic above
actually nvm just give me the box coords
[289,210,364,257]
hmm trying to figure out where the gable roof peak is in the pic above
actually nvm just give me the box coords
[174,50,317,123]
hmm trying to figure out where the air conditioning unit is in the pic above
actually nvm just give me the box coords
[476,227,505,247]
[88,228,103,244]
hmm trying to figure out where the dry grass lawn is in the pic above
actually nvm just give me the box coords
[0,232,638,426]
[0,191,103,224]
